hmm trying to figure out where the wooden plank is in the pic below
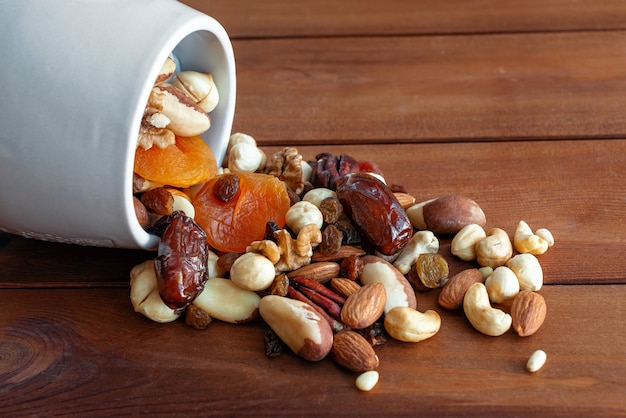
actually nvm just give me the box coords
[2,139,625,288]
[229,31,626,145]
[0,285,624,416]
[182,0,626,38]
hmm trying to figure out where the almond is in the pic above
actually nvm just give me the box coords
[438,268,483,310]
[330,278,362,298]
[311,245,366,262]
[510,290,547,337]
[286,261,340,283]
[331,330,379,372]
[340,282,386,329]
[393,192,416,210]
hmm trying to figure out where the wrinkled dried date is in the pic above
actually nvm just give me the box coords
[310,153,360,190]
[336,173,413,255]
[155,211,210,309]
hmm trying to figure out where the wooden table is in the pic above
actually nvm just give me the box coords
[2,1,625,416]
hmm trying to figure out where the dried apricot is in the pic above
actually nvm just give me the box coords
[192,172,291,253]
[133,135,218,188]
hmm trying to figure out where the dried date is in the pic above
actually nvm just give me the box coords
[155,211,210,309]
[336,173,412,255]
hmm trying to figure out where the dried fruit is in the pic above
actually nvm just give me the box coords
[155,211,210,309]
[319,196,343,224]
[319,224,343,256]
[336,173,412,255]
[134,135,218,188]
[213,172,240,202]
[185,304,212,330]
[193,172,291,253]
[407,253,449,292]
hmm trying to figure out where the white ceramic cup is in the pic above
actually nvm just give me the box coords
[0,0,236,249]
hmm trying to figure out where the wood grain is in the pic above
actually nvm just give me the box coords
[230,31,626,145]
[1,286,624,416]
[184,0,626,38]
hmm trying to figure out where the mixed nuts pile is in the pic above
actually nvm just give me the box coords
[129,132,553,391]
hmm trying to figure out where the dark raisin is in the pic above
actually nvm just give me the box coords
[264,329,286,358]
[213,173,240,202]
[335,217,361,245]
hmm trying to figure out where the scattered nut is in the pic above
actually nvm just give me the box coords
[359,255,417,314]
[355,370,380,392]
[463,282,512,336]
[285,201,324,235]
[228,142,266,173]
[302,187,337,208]
[384,306,441,343]
[475,228,513,268]
[451,223,487,261]
[506,253,544,291]
[330,278,361,298]
[332,330,379,372]
[526,349,547,372]
[514,220,552,255]
[229,252,276,292]
[406,195,486,235]
[510,290,547,336]
[341,282,386,329]
[259,295,333,362]
[130,260,181,323]
[193,277,261,324]
[438,268,483,310]
[484,266,520,304]
[285,261,340,283]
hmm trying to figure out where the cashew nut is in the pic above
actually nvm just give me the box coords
[229,252,276,292]
[506,253,544,291]
[393,230,439,275]
[129,260,180,323]
[285,201,324,234]
[513,220,553,255]
[475,228,513,268]
[383,306,441,342]
[463,282,512,336]
[451,223,487,261]
[484,266,520,304]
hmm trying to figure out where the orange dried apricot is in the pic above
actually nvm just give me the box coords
[192,172,291,253]
[134,135,217,188]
